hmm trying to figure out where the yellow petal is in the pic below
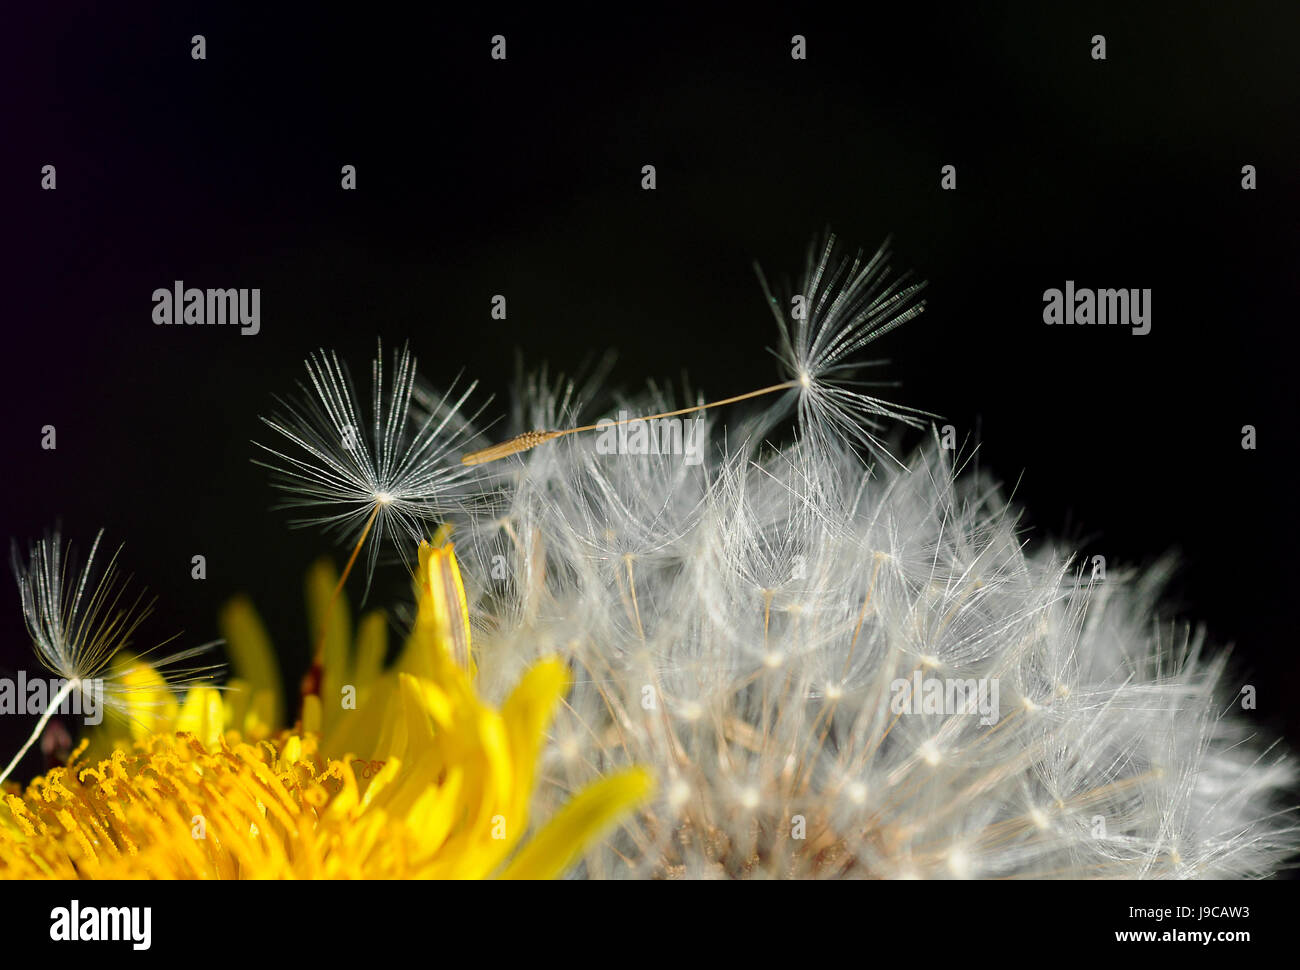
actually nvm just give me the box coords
[501,658,569,819]
[325,673,397,762]
[306,558,352,734]
[381,673,439,763]
[301,692,322,736]
[407,765,463,856]
[499,768,653,880]
[221,677,252,732]
[475,707,514,825]
[352,611,388,693]
[218,596,283,729]
[175,687,225,748]
[109,652,179,739]
[244,687,279,740]
[414,540,474,675]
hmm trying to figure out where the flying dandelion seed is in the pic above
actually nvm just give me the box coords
[254,340,490,698]
[756,232,934,463]
[256,342,488,569]
[460,232,932,467]
[1,527,223,786]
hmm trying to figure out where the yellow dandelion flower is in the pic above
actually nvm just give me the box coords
[0,540,652,879]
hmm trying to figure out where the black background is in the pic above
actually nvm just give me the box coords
[2,4,1297,783]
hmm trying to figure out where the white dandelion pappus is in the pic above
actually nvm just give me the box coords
[755,231,934,463]
[254,340,488,590]
[451,363,1298,879]
[1,528,223,785]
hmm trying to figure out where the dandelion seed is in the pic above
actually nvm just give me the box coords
[254,341,488,699]
[1,527,222,786]
[256,342,486,570]
[459,232,931,467]
[755,231,933,463]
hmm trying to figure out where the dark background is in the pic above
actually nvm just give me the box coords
[2,4,1297,780]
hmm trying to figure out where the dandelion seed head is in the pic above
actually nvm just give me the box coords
[459,410,1299,877]
[432,234,1298,879]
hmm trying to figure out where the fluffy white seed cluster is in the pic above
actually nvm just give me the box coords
[438,237,1296,879]
[454,408,1295,878]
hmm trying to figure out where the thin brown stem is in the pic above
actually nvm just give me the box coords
[460,380,799,466]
